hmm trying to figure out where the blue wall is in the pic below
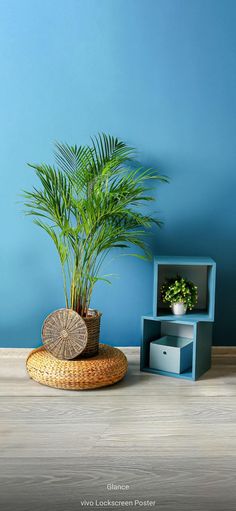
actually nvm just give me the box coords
[0,0,236,347]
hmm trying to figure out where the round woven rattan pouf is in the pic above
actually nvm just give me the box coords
[26,344,128,390]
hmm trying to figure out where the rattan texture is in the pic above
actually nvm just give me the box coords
[42,309,88,360]
[26,344,128,390]
[82,312,102,357]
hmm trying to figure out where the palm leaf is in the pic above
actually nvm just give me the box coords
[23,133,168,315]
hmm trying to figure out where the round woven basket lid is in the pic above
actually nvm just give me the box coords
[42,308,88,360]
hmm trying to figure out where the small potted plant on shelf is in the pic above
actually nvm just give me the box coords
[23,133,167,357]
[161,275,198,315]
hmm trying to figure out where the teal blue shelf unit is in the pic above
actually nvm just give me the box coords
[140,316,213,380]
[153,256,216,321]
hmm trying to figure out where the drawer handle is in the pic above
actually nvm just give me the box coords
[163,350,167,355]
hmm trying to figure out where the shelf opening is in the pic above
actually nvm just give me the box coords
[156,264,213,317]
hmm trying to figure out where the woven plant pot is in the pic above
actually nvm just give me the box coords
[82,310,102,358]
[41,308,102,360]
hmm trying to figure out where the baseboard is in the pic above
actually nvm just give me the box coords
[122,347,236,364]
[1,346,236,364]
[211,346,236,365]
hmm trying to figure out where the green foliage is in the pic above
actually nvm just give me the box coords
[161,275,198,310]
[23,133,168,316]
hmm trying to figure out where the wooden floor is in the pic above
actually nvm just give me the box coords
[0,348,236,511]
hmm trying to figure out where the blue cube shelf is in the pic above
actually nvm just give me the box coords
[140,316,213,380]
[153,256,216,321]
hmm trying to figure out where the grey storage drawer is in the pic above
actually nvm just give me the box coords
[149,335,193,374]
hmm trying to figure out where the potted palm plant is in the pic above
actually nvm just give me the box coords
[23,134,167,356]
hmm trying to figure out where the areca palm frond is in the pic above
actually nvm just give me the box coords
[23,133,168,316]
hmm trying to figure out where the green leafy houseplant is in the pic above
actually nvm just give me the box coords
[161,276,198,314]
[23,134,167,318]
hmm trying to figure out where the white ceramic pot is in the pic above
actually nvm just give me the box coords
[171,302,187,316]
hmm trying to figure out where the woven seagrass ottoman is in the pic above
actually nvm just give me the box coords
[26,344,128,390]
